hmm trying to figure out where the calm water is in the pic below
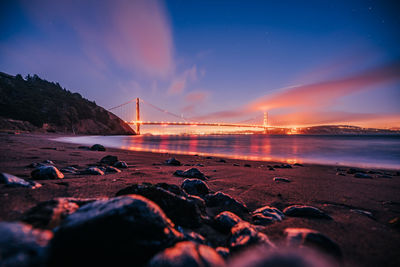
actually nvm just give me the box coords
[55,135,400,169]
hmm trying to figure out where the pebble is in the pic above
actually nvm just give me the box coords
[214,211,242,233]
[148,241,225,267]
[105,166,121,173]
[273,177,291,183]
[90,144,105,151]
[350,209,374,219]
[174,168,206,180]
[354,173,372,179]
[0,172,42,189]
[100,155,118,165]
[229,222,274,253]
[80,167,104,175]
[283,205,332,219]
[47,195,183,266]
[31,165,64,180]
[181,178,210,196]
[165,157,181,166]
[205,192,249,216]
[113,161,128,168]
[252,205,284,225]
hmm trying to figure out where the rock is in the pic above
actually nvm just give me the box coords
[229,246,334,267]
[155,182,189,197]
[60,166,78,174]
[31,165,64,180]
[206,156,213,159]
[273,177,291,183]
[354,173,372,179]
[0,172,41,188]
[174,168,206,180]
[268,167,275,171]
[113,161,128,168]
[285,228,342,258]
[148,241,225,267]
[335,172,346,176]
[105,166,121,173]
[244,164,251,167]
[78,145,90,150]
[166,157,181,166]
[181,178,210,196]
[294,163,304,167]
[90,144,105,151]
[233,163,240,166]
[205,192,249,216]
[229,222,274,253]
[27,162,46,168]
[42,160,55,165]
[273,163,292,168]
[283,205,331,219]
[79,167,104,175]
[100,155,118,165]
[389,217,400,229]
[195,163,204,167]
[0,222,53,267]
[252,205,284,225]
[216,247,230,259]
[218,159,227,163]
[347,168,364,174]
[177,226,206,244]
[214,211,242,233]
[350,209,374,219]
[116,183,205,228]
[21,197,102,229]
[377,174,392,179]
[47,195,182,267]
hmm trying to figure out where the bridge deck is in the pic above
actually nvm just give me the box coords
[126,121,268,128]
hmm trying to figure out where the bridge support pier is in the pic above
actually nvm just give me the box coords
[136,97,140,135]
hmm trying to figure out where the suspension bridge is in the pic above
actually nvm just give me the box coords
[108,98,270,134]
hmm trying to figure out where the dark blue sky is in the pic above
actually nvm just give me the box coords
[1,0,399,131]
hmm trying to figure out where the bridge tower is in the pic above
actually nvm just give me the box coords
[136,97,140,135]
[263,111,268,134]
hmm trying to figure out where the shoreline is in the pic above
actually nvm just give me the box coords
[1,133,399,266]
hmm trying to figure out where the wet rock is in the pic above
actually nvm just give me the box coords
[335,172,346,176]
[182,178,210,196]
[78,145,90,150]
[148,241,225,267]
[268,167,275,171]
[285,228,342,258]
[274,164,292,169]
[31,165,64,180]
[166,157,181,166]
[347,168,364,174]
[214,211,242,233]
[0,222,53,267]
[229,222,274,253]
[350,209,374,219]
[195,163,204,167]
[233,163,240,166]
[283,205,331,219]
[218,159,227,163]
[60,166,78,174]
[47,195,182,267]
[27,162,46,168]
[21,197,102,229]
[205,192,249,216]
[42,160,55,165]
[116,183,205,227]
[273,177,291,183]
[100,155,118,165]
[155,182,188,197]
[354,173,372,179]
[206,156,213,159]
[244,164,251,167]
[0,172,42,188]
[113,161,128,168]
[177,226,206,244]
[105,166,121,173]
[174,168,206,180]
[216,247,230,259]
[229,246,334,267]
[90,144,105,151]
[377,174,392,179]
[294,163,304,167]
[79,167,104,175]
[252,206,284,225]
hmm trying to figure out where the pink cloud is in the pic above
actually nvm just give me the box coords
[168,65,197,95]
[182,90,210,114]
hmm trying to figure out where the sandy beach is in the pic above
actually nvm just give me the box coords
[0,133,399,266]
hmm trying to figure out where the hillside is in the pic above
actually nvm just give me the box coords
[0,72,135,135]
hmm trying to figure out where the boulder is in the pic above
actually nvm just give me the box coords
[148,241,225,267]
[181,178,210,196]
[0,222,53,267]
[283,205,332,219]
[0,172,41,189]
[114,161,128,168]
[21,197,102,229]
[90,144,105,151]
[166,157,181,166]
[252,205,284,225]
[174,168,206,180]
[105,166,121,173]
[285,228,342,258]
[205,192,249,217]
[100,155,118,165]
[47,195,182,267]
[31,165,64,180]
[229,222,274,253]
[214,211,242,233]
[116,183,205,228]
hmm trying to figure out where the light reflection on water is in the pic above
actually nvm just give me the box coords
[55,134,400,169]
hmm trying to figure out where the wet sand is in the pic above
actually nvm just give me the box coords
[0,133,399,266]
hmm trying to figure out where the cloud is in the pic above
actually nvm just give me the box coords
[19,0,174,77]
[167,65,197,95]
[182,90,210,114]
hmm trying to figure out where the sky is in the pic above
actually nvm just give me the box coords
[1,0,400,133]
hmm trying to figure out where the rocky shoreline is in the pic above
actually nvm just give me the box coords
[0,133,399,266]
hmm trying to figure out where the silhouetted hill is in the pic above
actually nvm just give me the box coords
[0,72,135,135]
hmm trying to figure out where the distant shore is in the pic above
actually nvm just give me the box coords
[0,133,399,267]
